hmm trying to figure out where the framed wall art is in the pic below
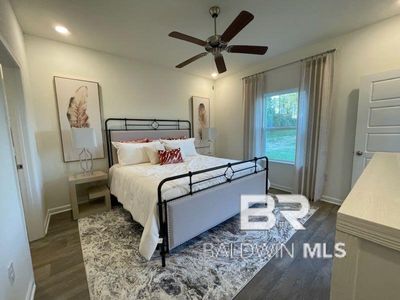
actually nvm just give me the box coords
[191,96,210,147]
[54,76,104,162]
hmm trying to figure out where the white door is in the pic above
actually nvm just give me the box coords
[1,67,32,238]
[352,70,400,185]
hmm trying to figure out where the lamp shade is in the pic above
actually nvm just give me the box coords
[202,127,217,141]
[71,128,97,149]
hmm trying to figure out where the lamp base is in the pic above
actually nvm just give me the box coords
[79,148,93,175]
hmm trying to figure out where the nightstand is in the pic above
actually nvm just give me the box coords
[68,171,111,220]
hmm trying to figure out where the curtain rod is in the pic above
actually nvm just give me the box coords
[241,48,336,80]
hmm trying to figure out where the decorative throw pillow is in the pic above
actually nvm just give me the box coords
[164,136,187,140]
[112,141,158,166]
[120,138,150,143]
[160,138,197,157]
[158,148,184,165]
[144,142,165,164]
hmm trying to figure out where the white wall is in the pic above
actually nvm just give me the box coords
[268,162,294,193]
[215,15,400,203]
[0,0,46,241]
[0,1,35,299]
[25,35,215,210]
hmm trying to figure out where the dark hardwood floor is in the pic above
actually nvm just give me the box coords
[235,201,338,300]
[30,201,338,300]
[30,212,90,300]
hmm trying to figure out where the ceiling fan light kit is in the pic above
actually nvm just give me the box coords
[169,6,268,74]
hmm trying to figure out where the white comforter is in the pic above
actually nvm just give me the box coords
[109,155,266,260]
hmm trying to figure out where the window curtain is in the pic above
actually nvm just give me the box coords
[294,52,334,201]
[243,73,267,159]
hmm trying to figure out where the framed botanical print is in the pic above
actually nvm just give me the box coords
[54,76,104,162]
[191,96,210,147]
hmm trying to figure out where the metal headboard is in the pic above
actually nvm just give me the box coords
[105,118,192,167]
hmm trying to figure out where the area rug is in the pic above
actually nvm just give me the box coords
[79,203,317,300]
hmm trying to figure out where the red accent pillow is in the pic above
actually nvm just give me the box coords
[147,136,187,142]
[120,138,150,143]
[165,136,187,140]
[158,148,184,165]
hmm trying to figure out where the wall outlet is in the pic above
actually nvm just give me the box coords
[8,262,15,285]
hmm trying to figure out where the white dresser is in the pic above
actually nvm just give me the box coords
[330,152,400,300]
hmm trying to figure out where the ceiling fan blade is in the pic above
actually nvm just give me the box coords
[169,31,207,47]
[227,45,268,55]
[220,11,254,43]
[176,52,208,68]
[215,55,227,74]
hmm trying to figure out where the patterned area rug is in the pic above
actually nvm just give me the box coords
[79,203,316,300]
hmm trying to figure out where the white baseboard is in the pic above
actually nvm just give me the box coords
[268,184,342,206]
[44,204,72,234]
[26,280,35,300]
[44,211,50,235]
[320,195,342,206]
[269,183,293,193]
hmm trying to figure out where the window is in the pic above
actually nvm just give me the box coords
[264,90,298,163]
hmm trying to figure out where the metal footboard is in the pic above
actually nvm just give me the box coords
[157,156,269,267]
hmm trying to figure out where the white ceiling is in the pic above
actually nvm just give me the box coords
[11,0,400,79]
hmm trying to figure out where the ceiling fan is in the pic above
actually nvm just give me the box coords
[168,6,268,74]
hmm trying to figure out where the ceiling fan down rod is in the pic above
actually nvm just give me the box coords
[209,6,220,36]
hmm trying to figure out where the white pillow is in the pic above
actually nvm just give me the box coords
[112,141,156,166]
[161,138,197,157]
[143,142,165,164]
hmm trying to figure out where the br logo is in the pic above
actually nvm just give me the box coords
[240,194,310,230]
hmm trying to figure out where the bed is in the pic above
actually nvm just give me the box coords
[106,118,269,266]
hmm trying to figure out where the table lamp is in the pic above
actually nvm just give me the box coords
[202,127,217,155]
[71,128,97,175]
[202,127,217,142]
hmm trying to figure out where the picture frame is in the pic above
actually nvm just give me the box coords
[54,76,104,162]
[191,96,210,147]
